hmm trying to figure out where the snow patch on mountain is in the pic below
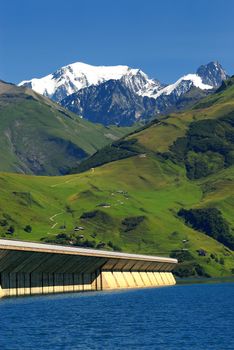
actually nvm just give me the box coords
[141,74,213,99]
[20,73,56,96]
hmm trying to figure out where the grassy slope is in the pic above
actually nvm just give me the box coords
[0,79,233,277]
[0,157,233,277]
[0,81,135,174]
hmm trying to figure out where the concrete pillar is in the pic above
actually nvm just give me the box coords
[17,272,25,296]
[31,273,43,295]
[131,272,144,287]
[164,272,172,285]
[54,273,64,293]
[9,273,17,296]
[112,271,128,288]
[101,271,118,289]
[24,273,31,295]
[167,272,176,285]
[47,273,55,294]
[1,273,10,296]
[95,270,102,291]
[91,272,97,291]
[122,272,136,288]
[147,272,158,286]
[160,272,168,285]
[150,271,159,286]
[83,273,92,291]
[140,272,152,287]
[73,274,82,292]
[42,273,50,294]
[165,272,171,285]
[0,282,5,298]
[64,274,74,292]
[153,272,163,286]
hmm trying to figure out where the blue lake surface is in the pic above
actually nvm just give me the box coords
[0,283,233,350]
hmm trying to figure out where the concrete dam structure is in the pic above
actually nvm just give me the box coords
[0,239,177,298]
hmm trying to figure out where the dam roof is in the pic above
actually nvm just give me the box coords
[0,239,177,264]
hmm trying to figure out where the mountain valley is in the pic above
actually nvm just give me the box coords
[0,80,135,175]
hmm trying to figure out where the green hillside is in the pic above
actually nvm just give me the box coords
[0,78,233,278]
[0,81,134,175]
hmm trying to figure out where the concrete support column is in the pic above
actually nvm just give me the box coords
[9,273,17,296]
[0,283,4,298]
[54,273,64,293]
[24,273,31,295]
[17,272,25,296]
[73,274,82,291]
[1,273,9,296]
[95,270,102,291]
[83,273,92,291]
[64,274,74,292]
[31,273,43,295]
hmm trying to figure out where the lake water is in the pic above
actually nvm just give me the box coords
[0,283,233,350]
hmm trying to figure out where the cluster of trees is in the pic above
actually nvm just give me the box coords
[107,241,122,251]
[43,233,93,247]
[0,218,15,235]
[43,233,121,251]
[178,207,234,250]
[80,210,98,219]
[80,209,114,227]
[71,138,141,173]
[0,218,32,235]
[167,114,234,179]
[170,249,209,278]
[24,225,32,233]
[122,216,145,232]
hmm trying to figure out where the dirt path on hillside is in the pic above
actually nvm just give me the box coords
[47,211,64,234]
[50,179,74,188]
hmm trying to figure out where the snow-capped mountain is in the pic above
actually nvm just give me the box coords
[60,61,228,125]
[19,61,228,126]
[19,62,163,103]
[141,61,228,100]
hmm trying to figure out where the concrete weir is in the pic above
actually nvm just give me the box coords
[0,239,177,298]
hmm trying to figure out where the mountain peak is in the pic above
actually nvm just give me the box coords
[196,61,229,87]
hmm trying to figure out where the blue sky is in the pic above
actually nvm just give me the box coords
[1,0,233,84]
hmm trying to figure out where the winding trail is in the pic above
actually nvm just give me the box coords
[47,211,64,234]
[50,179,74,188]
